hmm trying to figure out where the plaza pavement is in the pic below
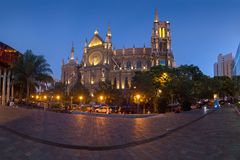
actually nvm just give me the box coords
[0,106,239,159]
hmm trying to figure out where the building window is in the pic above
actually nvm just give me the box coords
[162,28,165,38]
[113,77,117,88]
[126,61,131,69]
[125,77,129,89]
[159,28,162,38]
[117,80,120,89]
[159,60,165,66]
[136,60,142,69]
[147,61,151,68]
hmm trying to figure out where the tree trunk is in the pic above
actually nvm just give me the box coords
[153,97,158,113]
[26,80,30,102]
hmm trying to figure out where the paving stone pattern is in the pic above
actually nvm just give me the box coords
[0,107,239,159]
[0,107,209,147]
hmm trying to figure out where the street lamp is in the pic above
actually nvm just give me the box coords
[136,94,140,100]
[213,94,218,100]
[99,95,104,104]
[158,89,162,94]
[79,96,83,100]
[79,96,83,105]
[56,95,60,101]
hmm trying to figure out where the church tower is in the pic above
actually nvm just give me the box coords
[61,43,79,95]
[70,42,75,60]
[151,9,174,67]
[80,28,113,92]
[105,24,112,49]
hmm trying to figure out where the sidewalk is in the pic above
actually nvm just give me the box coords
[0,106,213,149]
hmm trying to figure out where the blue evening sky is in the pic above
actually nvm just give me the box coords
[1,0,240,79]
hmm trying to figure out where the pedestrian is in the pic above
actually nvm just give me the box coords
[9,101,14,107]
[109,107,112,114]
[118,106,121,114]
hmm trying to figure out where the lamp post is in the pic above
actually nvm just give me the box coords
[70,96,73,108]
[154,89,162,113]
[136,94,140,113]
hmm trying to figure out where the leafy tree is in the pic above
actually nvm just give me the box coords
[132,64,211,112]
[70,81,90,103]
[95,81,122,105]
[47,82,66,98]
[232,76,240,98]
[12,50,53,100]
[132,71,155,102]
[212,76,234,98]
[173,65,206,110]
[193,76,214,100]
[132,66,173,112]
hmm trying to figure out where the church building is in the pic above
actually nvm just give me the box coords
[61,9,175,93]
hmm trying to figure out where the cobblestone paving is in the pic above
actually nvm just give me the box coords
[0,107,209,147]
[0,107,239,159]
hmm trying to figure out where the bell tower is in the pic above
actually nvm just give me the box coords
[105,24,112,49]
[151,9,174,67]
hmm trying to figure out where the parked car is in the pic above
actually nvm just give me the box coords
[95,106,108,113]
[109,105,118,113]
[93,104,102,108]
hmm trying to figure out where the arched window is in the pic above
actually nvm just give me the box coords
[126,61,131,69]
[125,77,129,89]
[159,60,166,66]
[147,61,151,68]
[136,60,142,69]
[113,77,117,88]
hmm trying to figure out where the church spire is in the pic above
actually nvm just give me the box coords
[84,39,88,48]
[107,24,111,37]
[154,8,159,22]
[105,24,112,48]
[70,42,74,60]
[94,29,99,35]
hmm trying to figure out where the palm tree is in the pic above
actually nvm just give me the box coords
[12,50,53,100]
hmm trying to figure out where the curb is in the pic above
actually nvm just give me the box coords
[0,109,216,151]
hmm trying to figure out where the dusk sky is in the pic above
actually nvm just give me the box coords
[1,0,240,79]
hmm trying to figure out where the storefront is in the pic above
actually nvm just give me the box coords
[0,42,21,106]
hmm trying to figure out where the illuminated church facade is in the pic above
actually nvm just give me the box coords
[61,9,175,92]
